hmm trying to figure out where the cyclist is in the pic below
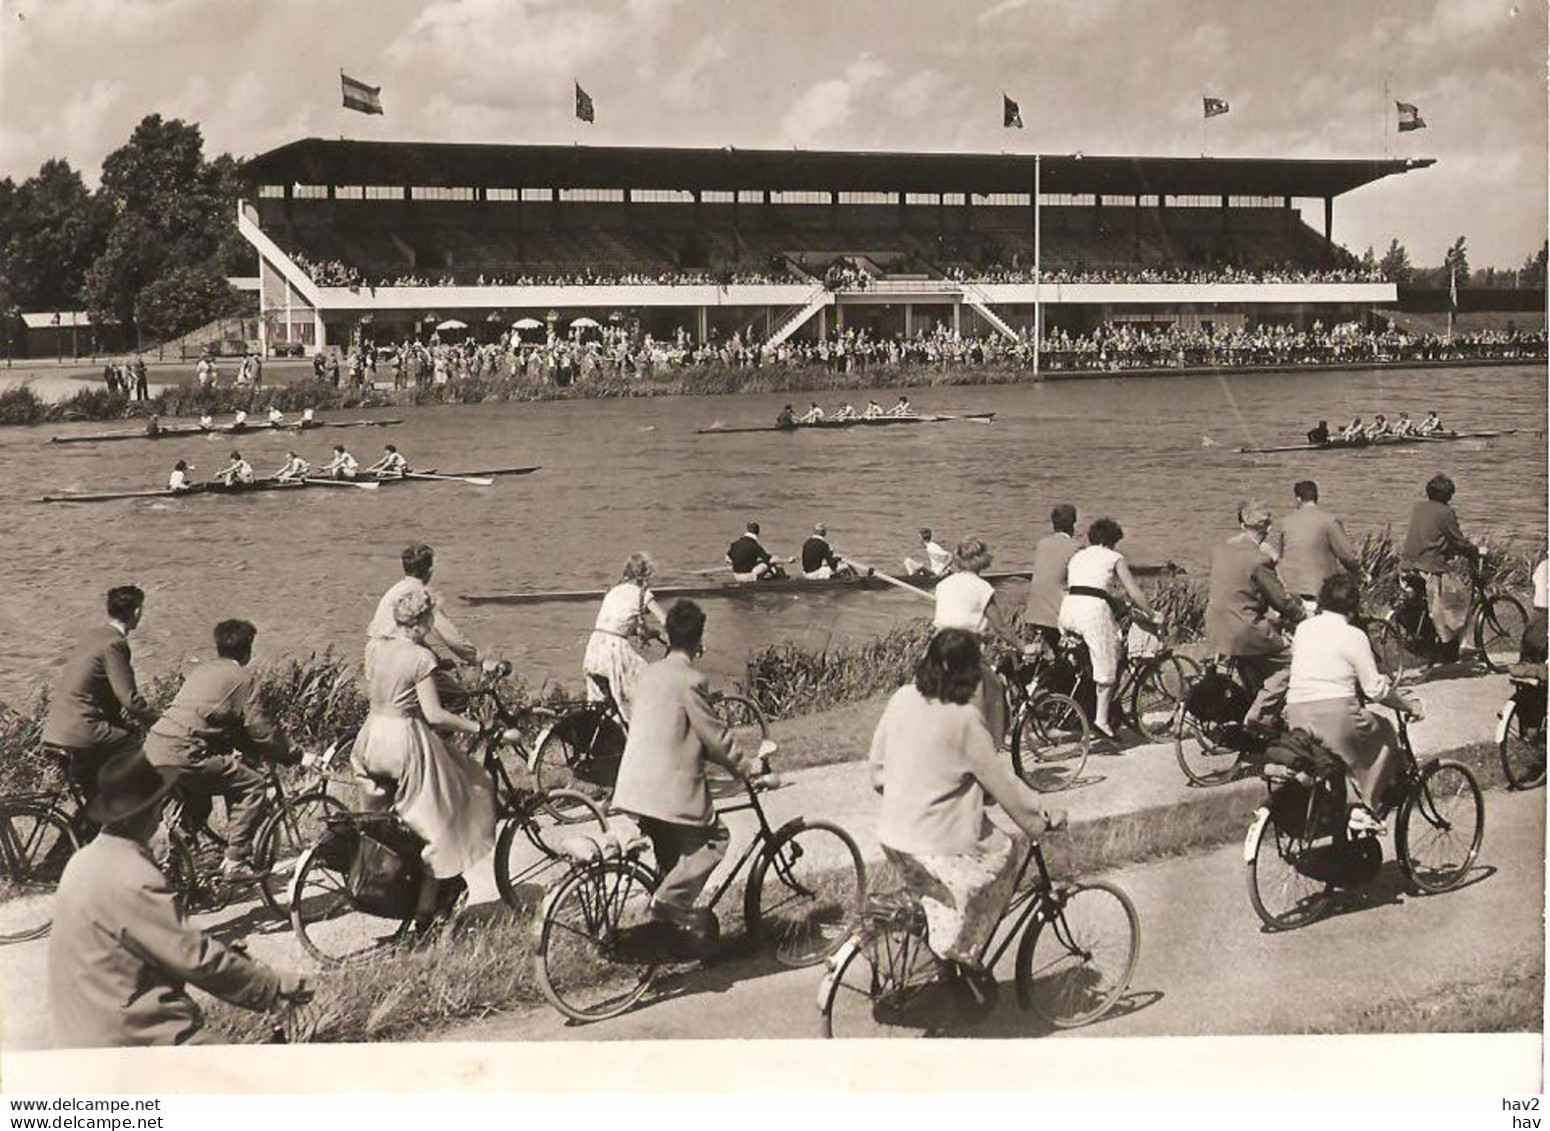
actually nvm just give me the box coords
[1022,504,1080,649]
[610,600,757,954]
[1523,545,1548,664]
[1275,480,1361,614]
[367,542,482,713]
[583,551,667,722]
[1398,474,1481,663]
[1204,500,1303,731]
[868,629,1063,975]
[935,538,1033,747]
[142,620,300,880]
[48,750,311,1048]
[41,586,158,809]
[1286,574,1425,834]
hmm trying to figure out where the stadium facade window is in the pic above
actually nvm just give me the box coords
[1040,193,1095,207]
[486,188,521,201]
[974,193,1031,207]
[905,193,941,206]
[522,188,555,202]
[1100,194,1134,207]
[737,190,764,204]
[942,193,966,205]
[293,185,328,199]
[701,191,736,203]
[633,189,695,203]
[364,186,404,200]
[837,192,898,205]
[1166,195,1217,207]
[1138,194,1160,207]
[769,191,828,205]
[415,186,476,201]
[559,188,625,202]
[258,185,285,198]
[334,186,364,200]
[1227,195,1280,208]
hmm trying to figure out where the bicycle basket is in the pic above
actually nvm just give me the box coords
[1184,670,1251,725]
[1511,677,1547,732]
[345,816,426,918]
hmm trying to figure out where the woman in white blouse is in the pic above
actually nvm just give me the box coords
[1287,573,1423,833]
[583,552,667,722]
[932,538,1030,747]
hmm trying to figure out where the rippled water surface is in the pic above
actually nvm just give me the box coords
[1,363,1543,703]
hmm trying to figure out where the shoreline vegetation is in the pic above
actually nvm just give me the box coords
[2,353,1544,428]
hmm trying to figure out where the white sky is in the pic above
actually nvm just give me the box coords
[1,0,1544,269]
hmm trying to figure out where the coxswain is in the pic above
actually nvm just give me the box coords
[366,444,410,478]
[903,527,954,578]
[799,401,825,425]
[832,402,860,422]
[726,521,785,581]
[1418,411,1444,436]
[216,451,254,488]
[1306,420,1331,446]
[889,395,916,417]
[862,400,885,419]
[274,450,311,482]
[324,444,359,481]
[266,406,285,426]
[775,404,797,429]
[300,407,317,428]
[167,460,194,493]
[1365,414,1391,439]
[801,523,864,580]
[198,413,215,431]
[1339,417,1364,443]
[230,409,249,432]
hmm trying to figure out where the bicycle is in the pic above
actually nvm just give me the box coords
[288,677,607,967]
[0,748,91,944]
[996,651,1091,792]
[1365,556,1529,682]
[817,825,1141,1037]
[532,742,865,1023]
[1497,662,1547,791]
[1244,705,1485,931]
[1173,654,1281,787]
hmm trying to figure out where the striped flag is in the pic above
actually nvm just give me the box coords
[341,72,383,115]
[1396,101,1426,132]
[1002,93,1023,128]
[575,82,595,123]
[1449,266,1458,309]
[1203,95,1229,118]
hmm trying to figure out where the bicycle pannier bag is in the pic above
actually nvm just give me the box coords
[1184,670,1251,725]
[347,818,426,918]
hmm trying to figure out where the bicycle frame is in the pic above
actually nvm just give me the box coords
[696,777,782,912]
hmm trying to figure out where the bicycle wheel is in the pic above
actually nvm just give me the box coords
[1498,699,1547,791]
[1397,760,1484,893]
[1475,594,1528,674]
[1014,880,1140,1028]
[1243,807,1333,931]
[1128,654,1198,742]
[709,692,770,795]
[289,838,413,967]
[1174,715,1242,786]
[253,791,348,915]
[744,819,865,966]
[1011,693,1090,792]
[0,801,78,944]
[493,788,608,911]
[1364,619,1410,685]
[818,919,948,1038]
[533,857,659,1023]
[532,709,626,802]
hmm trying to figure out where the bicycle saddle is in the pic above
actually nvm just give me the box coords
[1508,662,1548,684]
[560,829,651,862]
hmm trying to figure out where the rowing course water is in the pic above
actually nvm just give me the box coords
[0,363,1543,704]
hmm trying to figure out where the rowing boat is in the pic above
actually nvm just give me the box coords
[1238,429,1510,455]
[48,418,406,445]
[38,466,539,504]
[461,561,1181,607]
[696,412,996,436]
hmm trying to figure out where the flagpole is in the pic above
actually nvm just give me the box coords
[1033,153,1041,378]
[1382,74,1391,160]
[1200,90,1206,157]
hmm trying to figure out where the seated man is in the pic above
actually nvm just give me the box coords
[215,450,254,487]
[799,401,825,425]
[1364,414,1391,439]
[274,450,311,482]
[229,410,249,433]
[1305,420,1331,446]
[365,444,410,478]
[774,404,797,430]
[862,400,885,419]
[1417,411,1443,435]
[1390,412,1414,437]
[801,522,860,580]
[726,521,783,581]
[143,620,299,879]
[903,526,953,578]
[324,444,359,480]
[49,750,310,1047]
[1338,417,1365,443]
[832,403,860,422]
[167,460,194,493]
[1399,473,1481,663]
[366,542,481,711]
[611,601,754,950]
[266,406,285,426]
[889,396,916,417]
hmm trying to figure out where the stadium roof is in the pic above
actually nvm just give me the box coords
[243,139,1433,199]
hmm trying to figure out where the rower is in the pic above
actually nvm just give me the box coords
[1339,417,1364,442]
[862,400,885,419]
[366,444,410,478]
[775,404,797,429]
[726,521,785,581]
[145,415,162,438]
[230,409,249,432]
[324,444,359,481]
[832,402,860,422]
[274,450,311,482]
[801,523,864,580]
[216,451,254,488]
[799,401,825,425]
[266,406,285,426]
[889,396,916,418]
[1306,420,1331,446]
[903,527,953,578]
[1418,411,1444,435]
[167,460,194,493]
[300,407,317,428]
[1365,414,1390,439]
[1392,412,1415,436]
[198,413,215,431]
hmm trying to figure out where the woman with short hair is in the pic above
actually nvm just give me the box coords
[1058,517,1158,741]
[933,538,1027,746]
[583,552,667,722]
[868,629,1061,967]
[1287,573,1423,833]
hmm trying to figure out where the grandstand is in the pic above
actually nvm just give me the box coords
[237,140,1432,354]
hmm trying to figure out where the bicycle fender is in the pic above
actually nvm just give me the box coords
[1244,807,1271,862]
[1495,701,1516,746]
[817,938,858,1013]
[773,815,810,839]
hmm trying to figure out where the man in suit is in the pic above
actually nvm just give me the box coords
[1205,501,1304,728]
[611,601,754,950]
[1022,504,1080,647]
[1276,481,1362,612]
[48,750,309,1048]
[41,586,158,806]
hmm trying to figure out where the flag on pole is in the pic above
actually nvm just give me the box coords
[1396,101,1426,131]
[1203,96,1230,118]
[1002,93,1023,129]
[1449,266,1458,309]
[575,82,595,123]
[341,72,384,115]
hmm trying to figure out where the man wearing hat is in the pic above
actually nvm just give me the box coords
[48,751,309,1048]
[1204,500,1304,728]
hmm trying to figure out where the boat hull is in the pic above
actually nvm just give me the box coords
[48,418,406,445]
[1238,430,1505,455]
[39,466,539,503]
[696,412,995,435]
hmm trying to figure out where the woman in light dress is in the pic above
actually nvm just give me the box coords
[932,538,1031,747]
[583,552,667,722]
[1058,518,1158,741]
[352,589,498,925]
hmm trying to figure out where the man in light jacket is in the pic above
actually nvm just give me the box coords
[1276,481,1362,612]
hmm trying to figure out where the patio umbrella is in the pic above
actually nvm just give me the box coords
[512,317,544,329]
[571,317,601,328]
[436,319,469,331]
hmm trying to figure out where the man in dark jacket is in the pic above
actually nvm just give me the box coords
[1399,474,1480,660]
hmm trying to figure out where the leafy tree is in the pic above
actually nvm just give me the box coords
[0,159,108,312]
[1360,245,1377,272]
[1442,235,1470,286]
[1378,238,1412,284]
[1521,241,1548,289]
[133,264,243,344]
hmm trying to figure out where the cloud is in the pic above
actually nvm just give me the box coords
[778,53,891,146]
[978,0,1121,28]
[660,30,735,105]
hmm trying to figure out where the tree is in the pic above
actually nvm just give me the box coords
[1442,236,1470,286]
[1521,241,1547,289]
[1360,245,1377,272]
[0,159,108,312]
[1378,238,1412,284]
[133,264,243,344]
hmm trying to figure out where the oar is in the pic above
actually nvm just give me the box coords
[303,477,380,491]
[847,561,935,603]
[933,413,996,426]
[404,471,495,486]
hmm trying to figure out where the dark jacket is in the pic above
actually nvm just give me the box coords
[1400,500,1475,574]
[41,625,154,750]
[1206,534,1301,656]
